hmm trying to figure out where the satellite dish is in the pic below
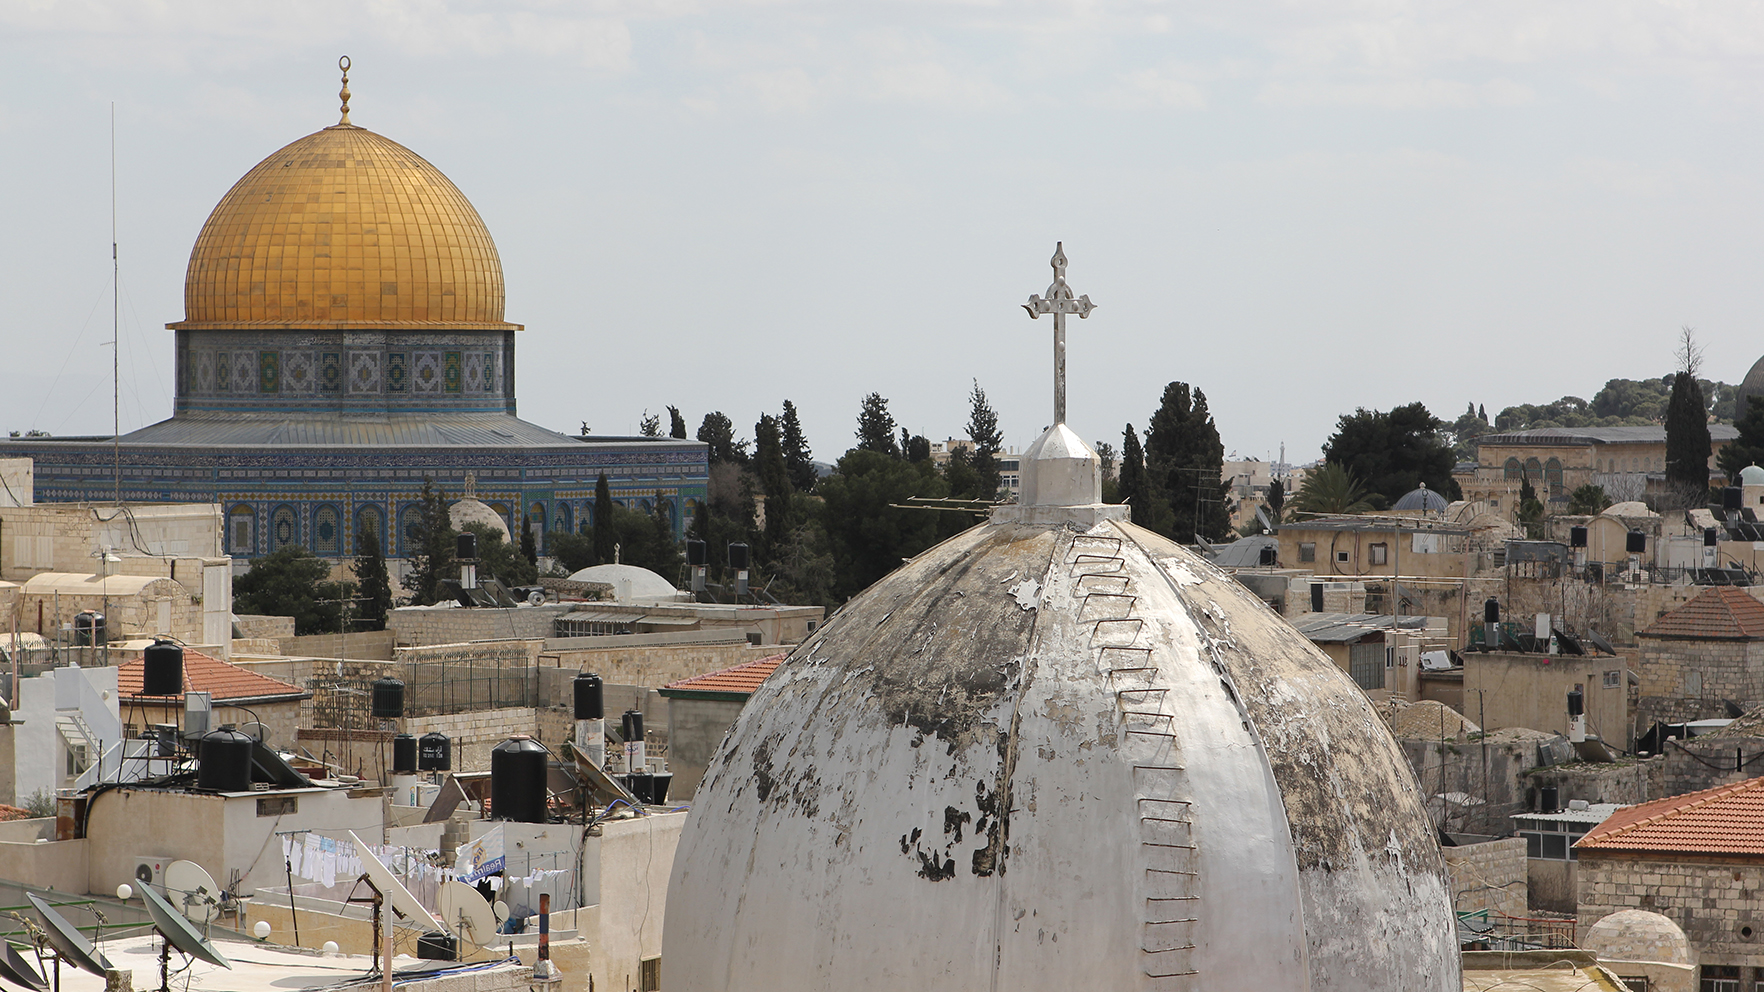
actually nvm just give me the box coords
[0,942,47,992]
[1586,629,1617,657]
[348,832,440,931]
[140,883,231,969]
[493,901,509,923]
[237,722,271,744]
[435,881,494,945]
[162,861,221,926]
[26,893,113,977]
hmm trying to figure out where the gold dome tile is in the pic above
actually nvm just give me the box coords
[169,124,519,331]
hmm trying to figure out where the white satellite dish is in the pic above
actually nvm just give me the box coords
[348,832,440,932]
[436,880,494,945]
[162,861,221,926]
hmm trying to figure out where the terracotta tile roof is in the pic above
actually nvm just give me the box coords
[116,647,306,702]
[660,655,787,698]
[1638,586,1764,640]
[1576,776,1764,856]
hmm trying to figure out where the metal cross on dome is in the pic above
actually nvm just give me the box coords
[1021,242,1096,426]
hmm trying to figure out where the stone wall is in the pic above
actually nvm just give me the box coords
[404,708,542,772]
[1443,837,1528,919]
[539,640,778,692]
[389,605,568,647]
[1579,853,1764,971]
[1399,733,1549,834]
[665,696,747,801]
[277,630,396,661]
[1637,638,1764,725]
[236,615,297,639]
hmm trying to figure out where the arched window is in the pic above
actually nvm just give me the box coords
[355,505,386,555]
[398,503,425,557]
[554,502,573,535]
[1545,458,1564,497]
[527,503,546,555]
[313,504,342,556]
[1524,458,1543,482]
[270,504,300,551]
[228,505,255,555]
[1504,458,1522,481]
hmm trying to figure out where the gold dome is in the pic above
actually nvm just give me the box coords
[169,124,519,330]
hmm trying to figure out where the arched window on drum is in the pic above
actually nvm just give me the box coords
[398,503,425,557]
[355,505,386,555]
[1504,457,1522,481]
[555,502,573,536]
[313,504,342,556]
[227,505,256,556]
[528,503,546,555]
[270,504,300,552]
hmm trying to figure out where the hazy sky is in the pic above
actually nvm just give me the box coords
[4,1,1764,466]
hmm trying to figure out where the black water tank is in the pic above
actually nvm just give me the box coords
[1706,528,1720,547]
[457,532,478,561]
[727,542,749,570]
[416,932,457,961]
[574,673,603,721]
[142,639,184,696]
[371,677,405,719]
[1258,544,1277,566]
[197,727,254,792]
[622,709,644,745]
[1726,486,1744,510]
[1569,526,1588,548]
[392,733,418,774]
[1539,786,1560,813]
[1484,598,1500,624]
[1567,688,1584,717]
[686,539,707,566]
[1309,583,1324,612]
[1626,530,1647,554]
[418,732,451,771]
[490,736,549,823]
[73,611,105,648]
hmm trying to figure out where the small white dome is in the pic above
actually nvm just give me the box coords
[566,563,680,603]
[1741,465,1764,486]
[450,498,511,542]
[1584,909,1693,965]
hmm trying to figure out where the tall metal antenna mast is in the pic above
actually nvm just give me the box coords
[111,102,120,504]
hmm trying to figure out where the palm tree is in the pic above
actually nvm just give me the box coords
[1291,463,1374,516]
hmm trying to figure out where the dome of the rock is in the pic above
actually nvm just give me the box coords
[666,425,1459,990]
[170,124,516,331]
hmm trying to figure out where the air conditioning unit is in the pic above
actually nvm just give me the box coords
[133,856,168,891]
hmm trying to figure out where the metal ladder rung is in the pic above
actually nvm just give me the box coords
[1140,816,1193,825]
[1143,945,1198,955]
[1125,729,1177,739]
[1070,535,1124,552]
[1137,797,1192,806]
[1107,667,1158,676]
[1146,917,1199,926]
[1147,896,1199,903]
[1140,842,1197,850]
[1117,687,1168,697]
[1145,868,1199,876]
[1121,709,1172,720]
[1146,968,1201,978]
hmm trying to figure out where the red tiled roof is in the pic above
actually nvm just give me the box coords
[1577,776,1764,856]
[661,655,787,697]
[1638,586,1764,640]
[116,647,306,702]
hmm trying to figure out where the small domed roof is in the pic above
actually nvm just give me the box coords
[1393,483,1449,513]
[449,498,510,542]
[170,124,516,331]
[566,563,679,603]
[1741,465,1764,486]
[1584,909,1692,964]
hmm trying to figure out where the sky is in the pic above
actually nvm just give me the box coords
[4,1,1764,467]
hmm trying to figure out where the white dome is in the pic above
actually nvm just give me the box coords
[1584,909,1692,964]
[449,498,510,542]
[1741,464,1764,486]
[665,512,1458,990]
[565,563,679,603]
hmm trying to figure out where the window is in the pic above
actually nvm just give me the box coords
[1540,834,1567,859]
[258,796,298,816]
[1348,642,1385,690]
[1299,543,1316,563]
[1369,542,1388,566]
[1603,670,1621,689]
[1701,964,1740,992]
[1336,550,1350,565]
[640,957,661,992]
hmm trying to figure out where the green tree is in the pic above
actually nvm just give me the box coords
[1717,402,1764,479]
[1517,476,1545,538]
[1291,463,1373,516]
[352,524,393,631]
[1115,424,1174,533]
[401,479,455,606]
[1666,328,1713,492]
[780,400,816,491]
[904,434,932,463]
[668,405,688,440]
[549,531,595,575]
[1567,484,1612,516]
[600,499,680,577]
[817,449,947,599]
[1322,402,1460,509]
[1266,478,1285,524]
[1144,382,1230,542]
[464,522,537,587]
[754,413,793,556]
[593,473,616,566]
[966,380,1003,498]
[519,515,538,570]
[1450,402,1494,460]
[855,393,900,457]
[235,546,356,635]
[639,411,662,437]
[697,412,749,466]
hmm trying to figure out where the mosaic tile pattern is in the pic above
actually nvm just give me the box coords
[216,352,231,392]
[259,351,280,393]
[349,352,379,394]
[235,354,256,394]
[413,351,442,393]
[196,352,215,392]
[319,352,342,394]
[387,352,408,393]
[282,351,315,394]
[173,125,516,330]
[464,352,496,393]
[443,351,462,393]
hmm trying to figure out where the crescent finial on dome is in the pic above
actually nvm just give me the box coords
[338,55,352,126]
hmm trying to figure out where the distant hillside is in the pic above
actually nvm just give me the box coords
[1447,375,1736,459]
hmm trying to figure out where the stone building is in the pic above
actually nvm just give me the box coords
[657,654,785,800]
[1635,586,1764,726]
[1461,426,1737,512]
[0,72,707,564]
[1576,776,1764,989]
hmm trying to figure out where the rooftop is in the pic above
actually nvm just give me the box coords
[659,654,787,700]
[1290,612,1433,644]
[1576,776,1764,856]
[1473,425,1739,447]
[116,647,308,702]
[1637,586,1764,640]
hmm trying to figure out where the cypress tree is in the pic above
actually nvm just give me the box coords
[855,393,900,457]
[400,479,455,606]
[966,380,1003,498]
[668,405,688,440]
[593,473,616,565]
[520,514,538,568]
[353,523,393,631]
[1666,373,1712,490]
[1118,424,1146,514]
[780,400,816,491]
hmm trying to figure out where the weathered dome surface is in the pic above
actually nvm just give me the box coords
[1583,909,1693,964]
[666,515,1459,990]
[1393,485,1449,513]
[171,125,517,331]
[1741,355,1764,419]
[449,498,510,542]
[1741,465,1764,486]
[565,563,679,603]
